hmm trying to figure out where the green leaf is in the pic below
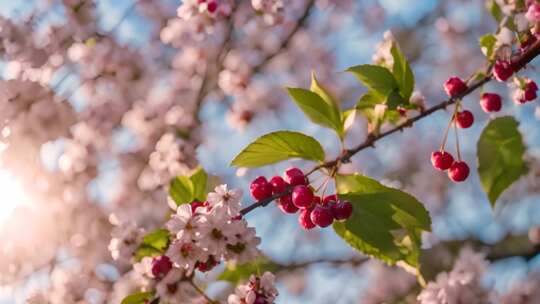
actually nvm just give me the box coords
[190,166,208,201]
[310,72,340,109]
[479,34,497,60]
[287,88,343,137]
[218,257,280,284]
[391,46,414,100]
[143,229,170,251]
[385,90,406,110]
[355,92,402,130]
[346,64,398,99]
[121,291,155,304]
[230,131,325,168]
[333,174,431,266]
[169,176,194,205]
[487,0,503,23]
[134,245,162,262]
[477,116,526,206]
[134,229,171,261]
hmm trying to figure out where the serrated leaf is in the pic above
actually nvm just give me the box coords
[346,64,398,99]
[333,174,431,266]
[134,229,171,261]
[391,46,414,100]
[287,88,343,137]
[121,291,155,304]
[218,257,280,284]
[479,34,497,59]
[169,176,194,205]
[477,116,526,206]
[190,166,208,201]
[231,131,325,168]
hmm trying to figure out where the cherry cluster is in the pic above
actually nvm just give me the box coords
[249,167,353,230]
[435,61,537,183]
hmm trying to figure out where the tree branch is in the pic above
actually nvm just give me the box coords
[250,0,316,74]
[239,39,540,215]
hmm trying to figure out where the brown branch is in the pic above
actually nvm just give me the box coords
[250,0,316,74]
[239,39,540,216]
[192,3,238,125]
[276,256,368,274]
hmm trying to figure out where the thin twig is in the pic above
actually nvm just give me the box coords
[189,280,217,304]
[250,0,316,74]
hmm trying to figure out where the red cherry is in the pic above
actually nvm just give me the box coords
[493,60,513,82]
[444,77,468,97]
[292,185,314,209]
[277,195,299,214]
[322,194,337,205]
[206,1,218,13]
[431,151,454,171]
[310,205,334,227]
[527,80,538,91]
[269,175,288,195]
[455,110,474,128]
[332,201,353,221]
[524,88,537,101]
[284,167,307,186]
[480,93,502,113]
[151,255,172,279]
[448,161,470,182]
[524,81,538,102]
[312,195,321,205]
[298,208,316,230]
[250,176,273,200]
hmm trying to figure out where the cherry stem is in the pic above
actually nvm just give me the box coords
[440,101,460,151]
[189,280,217,304]
[454,118,462,161]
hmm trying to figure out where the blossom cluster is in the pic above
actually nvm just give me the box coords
[108,185,266,303]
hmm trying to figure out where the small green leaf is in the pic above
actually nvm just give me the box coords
[385,90,406,110]
[134,229,171,261]
[218,257,280,284]
[287,88,343,137]
[121,291,155,304]
[479,34,497,60]
[487,0,503,22]
[346,64,398,99]
[231,131,325,168]
[477,116,526,206]
[134,245,162,261]
[391,46,414,100]
[169,176,194,205]
[143,229,170,251]
[333,174,431,266]
[190,166,208,201]
[355,92,402,130]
